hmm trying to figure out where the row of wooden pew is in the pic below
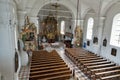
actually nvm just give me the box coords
[29,50,72,80]
[65,48,120,80]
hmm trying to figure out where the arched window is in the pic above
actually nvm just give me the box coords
[86,18,94,40]
[110,13,120,47]
[60,21,65,35]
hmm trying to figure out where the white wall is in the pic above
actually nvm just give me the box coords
[83,12,100,54]
[100,2,120,65]
[83,2,120,65]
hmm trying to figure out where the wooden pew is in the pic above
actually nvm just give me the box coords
[30,50,71,80]
[30,70,71,80]
[90,66,120,78]
[30,62,65,68]
[65,48,120,80]
[81,61,111,70]
[94,69,120,80]
[85,63,115,73]
[100,74,120,80]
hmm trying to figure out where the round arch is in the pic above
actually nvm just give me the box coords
[38,3,73,19]
[29,0,76,19]
[101,0,120,16]
[82,8,96,20]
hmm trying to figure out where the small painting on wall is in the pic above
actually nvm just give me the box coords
[87,41,90,46]
[111,48,117,56]
[103,38,107,47]
[93,37,98,44]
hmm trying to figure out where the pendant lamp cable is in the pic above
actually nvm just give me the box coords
[97,0,102,34]
[76,0,79,27]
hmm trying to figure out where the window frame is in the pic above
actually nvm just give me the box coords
[86,17,94,40]
[110,13,120,47]
[60,20,65,35]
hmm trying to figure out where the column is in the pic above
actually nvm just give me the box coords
[79,20,84,30]
[0,0,18,80]
[98,17,106,54]
[71,19,84,34]
[17,10,27,33]
[71,19,77,34]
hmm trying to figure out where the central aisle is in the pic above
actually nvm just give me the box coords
[55,48,89,80]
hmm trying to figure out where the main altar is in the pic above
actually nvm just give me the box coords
[40,15,59,43]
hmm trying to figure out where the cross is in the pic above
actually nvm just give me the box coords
[52,3,60,19]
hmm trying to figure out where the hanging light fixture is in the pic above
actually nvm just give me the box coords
[74,0,82,47]
[76,0,79,26]
[52,0,60,20]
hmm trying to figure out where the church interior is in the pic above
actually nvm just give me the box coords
[1,0,120,80]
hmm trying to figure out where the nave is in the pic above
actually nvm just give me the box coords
[19,43,120,80]
[19,44,89,80]
[1,0,120,80]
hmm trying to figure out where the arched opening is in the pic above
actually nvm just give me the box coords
[38,3,73,43]
[110,13,120,47]
[60,20,65,35]
[86,17,94,40]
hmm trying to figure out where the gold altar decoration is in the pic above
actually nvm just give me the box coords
[41,15,59,42]
[20,16,37,50]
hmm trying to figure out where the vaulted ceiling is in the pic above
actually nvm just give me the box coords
[15,0,119,19]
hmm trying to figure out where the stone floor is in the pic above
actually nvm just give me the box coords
[19,43,89,80]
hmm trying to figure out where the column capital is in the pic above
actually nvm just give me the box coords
[17,10,27,15]
[29,16,39,20]
[100,17,106,20]
[71,19,84,21]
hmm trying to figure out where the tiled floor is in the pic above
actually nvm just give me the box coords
[56,48,89,80]
[19,66,30,80]
[19,44,89,80]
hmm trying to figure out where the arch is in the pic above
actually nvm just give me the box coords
[38,3,72,19]
[102,0,120,16]
[29,0,76,19]
[86,17,94,40]
[110,13,120,47]
[82,8,96,20]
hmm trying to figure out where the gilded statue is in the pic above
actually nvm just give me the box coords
[74,26,82,46]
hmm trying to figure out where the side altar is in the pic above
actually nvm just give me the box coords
[20,16,37,51]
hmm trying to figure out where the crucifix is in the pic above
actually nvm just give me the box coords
[52,2,60,19]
